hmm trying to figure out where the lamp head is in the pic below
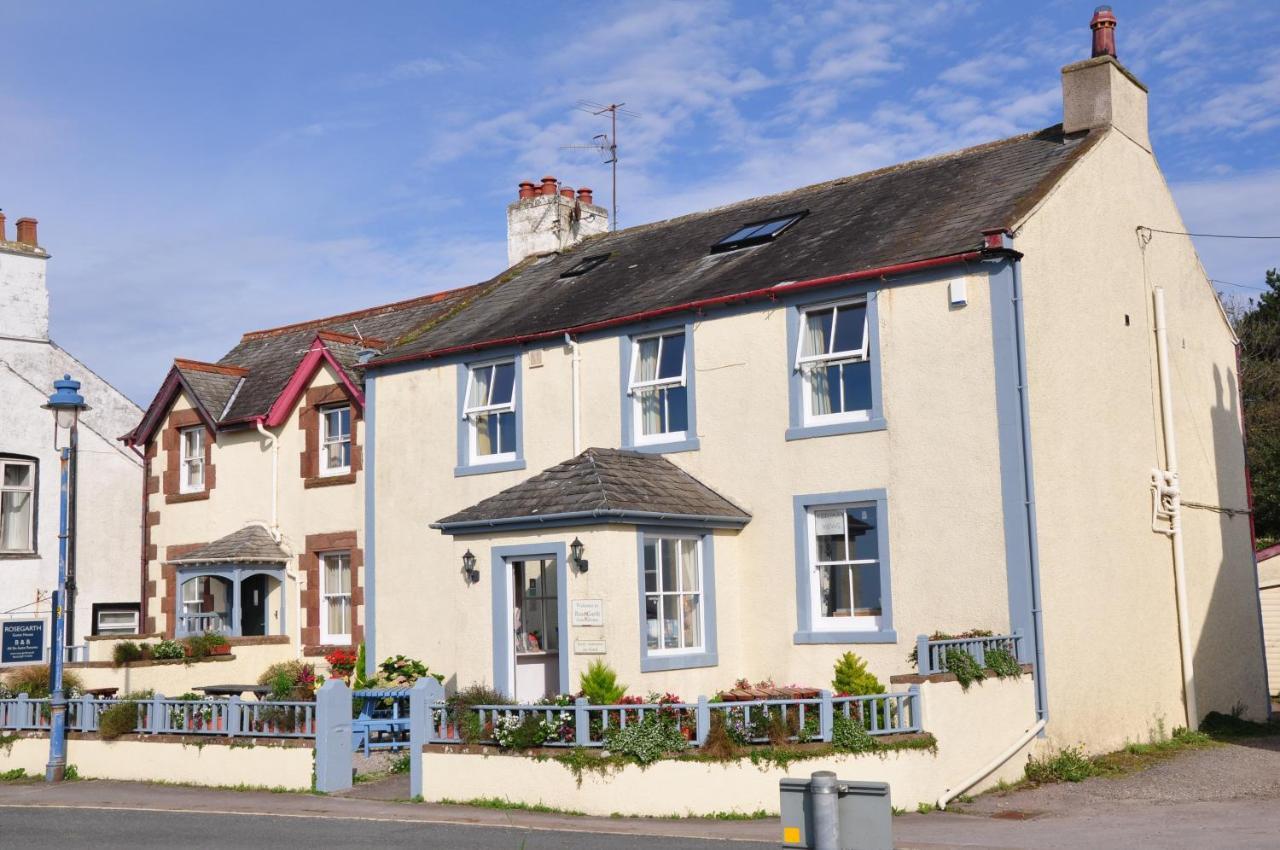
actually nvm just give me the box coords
[42,374,90,432]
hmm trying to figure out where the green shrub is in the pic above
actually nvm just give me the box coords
[353,642,369,689]
[375,655,444,686]
[183,631,228,661]
[0,767,25,781]
[2,665,84,699]
[256,660,318,701]
[580,660,626,705]
[448,684,509,743]
[832,652,885,696]
[63,764,79,781]
[986,647,1022,679]
[98,700,142,740]
[1025,746,1097,783]
[604,715,686,764]
[112,641,143,667]
[494,713,551,750]
[151,639,186,660]
[389,753,411,774]
[943,648,985,690]
[832,712,877,754]
[701,712,740,759]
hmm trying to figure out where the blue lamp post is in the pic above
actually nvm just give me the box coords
[40,374,89,783]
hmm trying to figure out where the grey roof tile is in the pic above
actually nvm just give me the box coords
[434,448,750,531]
[167,525,290,564]
[375,125,1099,364]
[177,368,242,420]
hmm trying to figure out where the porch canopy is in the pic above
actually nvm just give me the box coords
[167,525,291,637]
[431,447,751,535]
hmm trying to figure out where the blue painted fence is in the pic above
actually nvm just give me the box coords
[0,693,316,738]
[915,631,1024,676]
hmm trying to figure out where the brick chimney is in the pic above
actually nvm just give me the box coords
[15,217,38,247]
[1062,5,1150,151]
[0,213,50,340]
[506,176,609,267]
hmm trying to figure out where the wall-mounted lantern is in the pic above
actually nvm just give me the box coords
[461,549,480,584]
[570,537,588,573]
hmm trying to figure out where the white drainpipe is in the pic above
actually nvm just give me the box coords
[255,418,301,659]
[1152,287,1199,729]
[565,333,582,455]
[937,718,1047,809]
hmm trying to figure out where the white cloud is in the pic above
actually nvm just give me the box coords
[1171,169,1280,295]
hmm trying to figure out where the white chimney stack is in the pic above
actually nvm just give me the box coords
[506,175,609,267]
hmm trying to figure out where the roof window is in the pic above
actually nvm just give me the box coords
[560,254,610,278]
[711,211,806,253]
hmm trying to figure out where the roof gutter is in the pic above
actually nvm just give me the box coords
[368,250,985,370]
[431,508,752,534]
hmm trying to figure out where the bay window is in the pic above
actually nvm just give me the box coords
[643,535,703,653]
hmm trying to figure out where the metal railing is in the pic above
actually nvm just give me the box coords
[0,693,316,739]
[915,631,1024,676]
[423,688,922,749]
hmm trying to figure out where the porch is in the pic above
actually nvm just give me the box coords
[167,525,292,638]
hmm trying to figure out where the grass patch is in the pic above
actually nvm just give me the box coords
[438,796,586,817]
[1019,724,1236,790]
[1,767,29,781]
[609,809,774,820]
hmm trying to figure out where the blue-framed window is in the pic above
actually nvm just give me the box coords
[636,528,718,672]
[619,323,699,454]
[792,490,895,644]
[785,289,886,441]
[455,353,526,477]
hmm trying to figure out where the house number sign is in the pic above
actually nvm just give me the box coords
[574,639,607,655]
[571,599,604,626]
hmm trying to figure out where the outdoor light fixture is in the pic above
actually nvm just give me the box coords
[40,374,89,783]
[570,536,588,573]
[462,549,480,583]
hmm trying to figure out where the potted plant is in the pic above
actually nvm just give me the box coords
[325,647,358,682]
[184,632,230,661]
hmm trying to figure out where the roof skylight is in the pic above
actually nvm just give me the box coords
[711,211,806,253]
[560,254,610,278]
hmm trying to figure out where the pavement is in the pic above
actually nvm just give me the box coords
[3,733,1280,847]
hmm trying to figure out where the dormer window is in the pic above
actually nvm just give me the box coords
[320,405,352,475]
[560,254,610,278]
[711,211,806,253]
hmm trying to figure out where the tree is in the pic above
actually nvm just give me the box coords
[1231,269,1280,545]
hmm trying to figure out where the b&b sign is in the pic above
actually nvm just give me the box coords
[1,620,46,665]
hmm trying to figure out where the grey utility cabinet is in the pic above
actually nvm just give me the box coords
[779,776,892,850]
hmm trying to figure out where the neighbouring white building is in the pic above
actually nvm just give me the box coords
[0,213,143,656]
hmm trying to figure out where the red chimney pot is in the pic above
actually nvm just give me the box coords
[518,181,537,200]
[15,217,38,247]
[1090,5,1117,59]
[0,212,6,242]
[540,176,558,196]
[560,187,575,200]
[576,187,594,205]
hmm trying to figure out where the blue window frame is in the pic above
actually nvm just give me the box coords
[455,353,526,477]
[792,489,895,644]
[636,528,718,672]
[785,288,886,441]
[619,322,699,454]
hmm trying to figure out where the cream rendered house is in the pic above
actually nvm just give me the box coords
[356,30,1268,751]
[123,289,477,661]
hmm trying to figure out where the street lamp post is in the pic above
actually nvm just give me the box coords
[41,374,89,783]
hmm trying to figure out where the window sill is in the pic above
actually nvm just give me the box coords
[793,629,897,645]
[623,436,701,455]
[304,472,357,489]
[454,458,527,478]
[785,416,887,442]
[0,551,40,560]
[640,649,718,672]
[166,490,211,504]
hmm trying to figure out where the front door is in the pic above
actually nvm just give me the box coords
[510,557,560,702]
[241,574,268,636]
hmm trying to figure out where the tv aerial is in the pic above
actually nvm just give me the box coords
[561,100,638,231]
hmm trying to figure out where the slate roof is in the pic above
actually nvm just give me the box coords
[432,448,751,533]
[166,525,290,564]
[176,366,241,420]
[373,124,1100,365]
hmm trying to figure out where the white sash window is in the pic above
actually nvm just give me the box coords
[179,427,205,493]
[628,331,688,443]
[796,299,872,423]
[0,459,35,552]
[464,359,517,462]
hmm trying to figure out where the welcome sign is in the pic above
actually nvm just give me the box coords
[1,620,46,665]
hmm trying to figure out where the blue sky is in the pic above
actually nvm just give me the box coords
[2,1,1278,404]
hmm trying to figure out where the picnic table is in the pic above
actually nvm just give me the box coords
[352,686,413,755]
[84,687,118,699]
[194,684,271,700]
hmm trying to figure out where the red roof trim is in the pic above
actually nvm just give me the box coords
[367,250,987,370]
[174,358,249,377]
[260,337,366,428]
[123,367,219,447]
